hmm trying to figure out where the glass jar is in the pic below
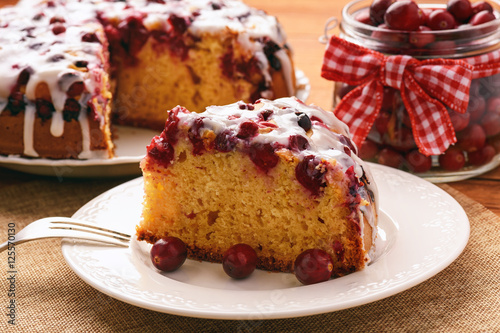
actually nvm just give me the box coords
[327,0,500,182]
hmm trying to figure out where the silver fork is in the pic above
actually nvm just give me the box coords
[0,217,131,252]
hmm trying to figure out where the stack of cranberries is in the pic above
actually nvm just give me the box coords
[337,0,500,174]
[364,0,495,33]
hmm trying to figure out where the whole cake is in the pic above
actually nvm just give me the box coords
[137,97,378,276]
[0,0,295,159]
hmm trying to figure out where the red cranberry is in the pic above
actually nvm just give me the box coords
[449,110,470,131]
[248,143,279,173]
[168,15,189,34]
[387,127,416,152]
[81,32,100,43]
[409,25,435,48]
[66,82,85,97]
[147,136,175,168]
[289,135,310,151]
[426,40,457,56]
[370,23,408,44]
[36,98,55,120]
[470,10,496,26]
[214,129,237,152]
[7,92,26,115]
[188,118,206,155]
[489,136,500,153]
[222,244,258,279]
[355,8,373,25]
[471,1,493,15]
[294,249,333,285]
[420,8,433,25]
[405,150,432,173]
[447,0,472,23]
[295,155,326,196]
[370,0,396,25]
[457,124,486,152]
[163,107,185,145]
[63,98,81,122]
[378,148,403,168]
[237,121,259,139]
[468,144,496,166]
[375,110,392,134]
[49,16,65,24]
[439,147,466,170]
[340,135,358,155]
[467,95,486,122]
[384,0,421,31]
[486,96,500,114]
[150,237,187,272]
[359,140,379,160]
[238,103,255,110]
[481,112,500,136]
[120,15,150,59]
[259,109,273,120]
[51,23,66,35]
[428,9,456,30]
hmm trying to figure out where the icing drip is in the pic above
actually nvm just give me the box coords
[23,104,38,157]
[50,111,65,137]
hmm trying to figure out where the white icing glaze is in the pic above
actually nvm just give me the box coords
[23,104,38,157]
[275,49,294,98]
[50,110,65,137]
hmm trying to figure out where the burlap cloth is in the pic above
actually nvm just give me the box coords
[1,176,499,332]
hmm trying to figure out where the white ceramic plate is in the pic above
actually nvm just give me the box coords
[0,126,156,178]
[0,71,310,178]
[61,163,469,319]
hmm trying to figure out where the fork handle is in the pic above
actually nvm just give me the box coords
[0,237,128,253]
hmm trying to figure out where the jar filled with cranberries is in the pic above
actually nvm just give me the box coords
[322,0,500,182]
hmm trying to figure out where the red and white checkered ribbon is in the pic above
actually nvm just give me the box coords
[321,35,475,156]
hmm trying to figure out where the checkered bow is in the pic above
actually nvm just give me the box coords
[321,35,475,156]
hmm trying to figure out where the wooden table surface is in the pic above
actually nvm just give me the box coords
[1,0,499,217]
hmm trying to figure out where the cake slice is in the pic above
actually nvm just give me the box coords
[137,97,378,276]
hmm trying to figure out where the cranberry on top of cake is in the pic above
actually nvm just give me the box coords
[145,97,378,221]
